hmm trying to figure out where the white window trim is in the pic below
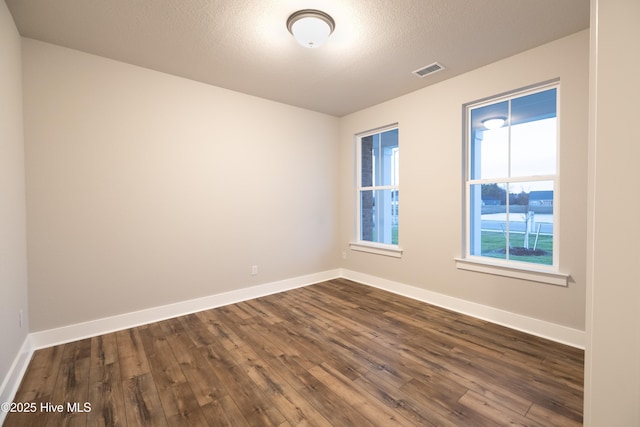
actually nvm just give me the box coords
[350,241,403,258]
[353,124,401,257]
[462,82,565,279]
[454,257,569,286]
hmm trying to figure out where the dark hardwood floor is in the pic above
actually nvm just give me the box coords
[4,279,584,426]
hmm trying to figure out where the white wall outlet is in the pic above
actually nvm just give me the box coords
[19,309,23,328]
[251,265,258,276]
[342,251,347,260]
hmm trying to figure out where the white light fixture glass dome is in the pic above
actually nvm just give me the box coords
[482,118,506,130]
[287,9,335,48]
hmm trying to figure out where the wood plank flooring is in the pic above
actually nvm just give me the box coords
[4,279,584,426]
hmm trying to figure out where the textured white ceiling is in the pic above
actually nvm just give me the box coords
[6,0,589,117]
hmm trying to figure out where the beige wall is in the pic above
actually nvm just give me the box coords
[23,38,340,331]
[0,1,29,382]
[339,30,589,330]
[21,30,590,338]
[585,0,640,424]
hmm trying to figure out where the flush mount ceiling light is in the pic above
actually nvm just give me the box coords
[286,9,335,48]
[482,118,506,130]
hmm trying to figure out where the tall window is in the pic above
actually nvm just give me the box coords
[465,84,558,267]
[357,126,399,246]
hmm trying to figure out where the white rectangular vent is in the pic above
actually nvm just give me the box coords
[412,62,445,78]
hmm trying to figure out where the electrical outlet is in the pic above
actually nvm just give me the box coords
[19,309,23,328]
[342,251,347,260]
[251,265,258,276]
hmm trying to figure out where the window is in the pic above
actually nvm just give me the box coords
[464,84,559,269]
[352,126,400,256]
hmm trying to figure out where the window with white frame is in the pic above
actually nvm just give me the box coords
[355,126,399,249]
[465,84,558,268]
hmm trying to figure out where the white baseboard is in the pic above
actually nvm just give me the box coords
[26,268,585,350]
[340,269,585,349]
[29,269,341,350]
[0,335,33,426]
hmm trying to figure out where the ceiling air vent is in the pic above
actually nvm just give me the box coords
[412,62,445,78]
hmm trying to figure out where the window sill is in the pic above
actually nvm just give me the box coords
[454,257,569,286]
[350,242,403,258]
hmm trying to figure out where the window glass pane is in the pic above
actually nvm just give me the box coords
[470,181,553,265]
[510,89,557,177]
[361,129,399,188]
[507,181,554,265]
[469,183,508,259]
[470,101,508,180]
[510,118,557,177]
[510,89,557,124]
[378,129,399,186]
[360,189,399,245]
[361,135,374,187]
[506,181,527,259]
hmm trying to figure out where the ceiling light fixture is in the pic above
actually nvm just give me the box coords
[286,9,335,48]
[482,118,506,130]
